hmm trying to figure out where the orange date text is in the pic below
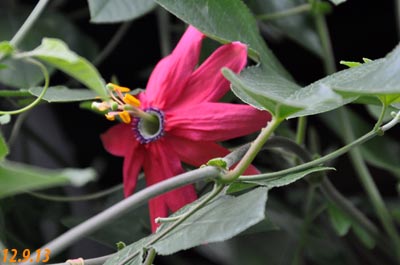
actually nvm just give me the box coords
[2,248,51,263]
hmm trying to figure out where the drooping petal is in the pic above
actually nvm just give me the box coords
[168,135,260,175]
[143,26,204,109]
[166,102,271,141]
[100,123,136,157]
[148,195,168,232]
[122,144,144,197]
[143,140,197,231]
[174,42,247,108]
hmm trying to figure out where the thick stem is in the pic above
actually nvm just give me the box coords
[296,116,307,145]
[156,6,171,57]
[10,0,50,47]
[221,117,282,182]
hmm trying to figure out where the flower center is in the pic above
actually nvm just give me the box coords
[133,107,165,144]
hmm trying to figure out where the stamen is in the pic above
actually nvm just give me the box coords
[119,111,131,124]
[105,113,115,121]
[123,94,141,107]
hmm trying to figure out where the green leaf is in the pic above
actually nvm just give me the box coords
[0,7,97,88]
[328,0,346,5]
[17,38,106,96]
[242,167,334,188]
[352,224,376,249]
[88,0,156,23]
[0,41,14,57]
[152,187,268,255]
[29,86,98,102]
[0,133,8,160]
[0,160,96,199]
[247,0,322,56]
[333,44,400,103]
[104,237,152,265]
[327,203,351,236]
[155,0,289,76]
[0,114,11,125]
[321,109,400,177]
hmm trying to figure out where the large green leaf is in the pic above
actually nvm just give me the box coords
[155,0,288,76]
[17,38,106,96]
[88,0,156,23]
[152,187,268,255]
[224,53,390,119]
[0,7,97,88]
[321,109,400,177]
[247,0,322,56]
[241,166,334,188]
[0,133,8,160]
[0,160,96,199]
[327,203,351,236]
[333,44,400,104]
[105,188,268,263]
[29,86,98,102]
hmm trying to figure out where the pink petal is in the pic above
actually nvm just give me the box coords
[174,42,247,108]
[123,145,144,197]
[143,140,197,231]
[148,195,168,232]
[100,123,136,157]
[143,26,204,109]
[169,135,260,175]
[166,102,271,141]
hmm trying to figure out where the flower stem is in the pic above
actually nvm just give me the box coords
[256,4,311,21]
[118,184,225,265]
[10,0,50,47]
[143,248,157,265]
[0,59,49,115]
[339,108,400,259]
[157,6,171,57]
[0,90,32,98]
[221,117,283,183]
[373,102,388,131]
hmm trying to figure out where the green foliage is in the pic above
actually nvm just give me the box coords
[105,188,268,263]
[327,203,351,236]
[29,86,98,102]
[0,161,96,199]
[87,0,156,23]
[243,166,334,188]
[0,133,8,160]
[17,38,106,96]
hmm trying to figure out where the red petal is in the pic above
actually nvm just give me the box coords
[100,123,136,156]
[148,195,168,232]
[143,140,197,231]
[143,26,204,109]
[175,42,247,108]
[169,136,259,175]
[166,102,271,141]
[123,145,144,197]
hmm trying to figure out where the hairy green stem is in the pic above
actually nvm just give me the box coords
[143,248,157,265]
[256,4,311,21]
[221,117,283,182]
[7,111,29,147]
[0,59,49,115]
[118,184,225,265]
[10,0,50,47]
[93,22,132,67]
[19,145,250,264]
[339,108,400,259]
[27,184,123,202]
[373,102,388,130]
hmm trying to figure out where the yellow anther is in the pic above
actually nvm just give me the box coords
[105,113,115,121]
[123,94,141,107]
[119,111,131,124]
[107,83,130,93]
